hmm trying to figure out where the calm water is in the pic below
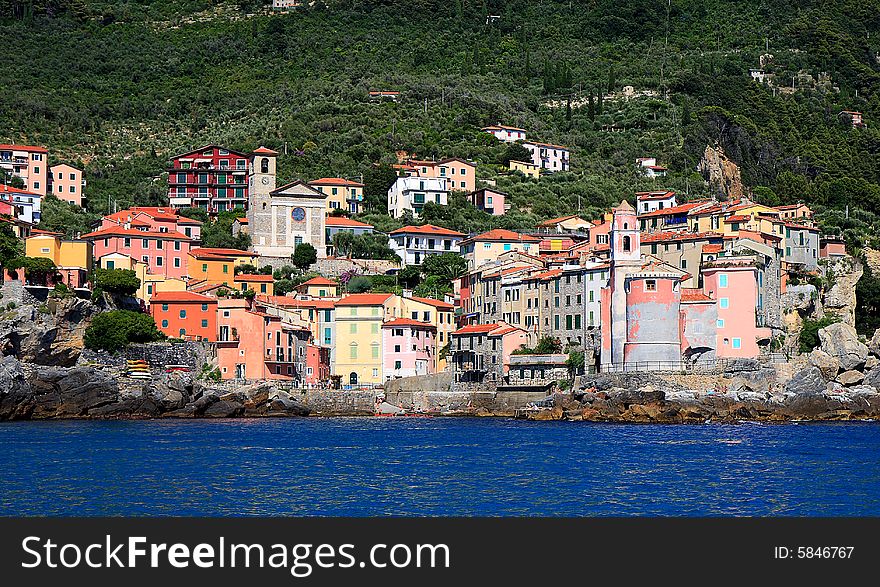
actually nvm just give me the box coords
[1,418,878,516]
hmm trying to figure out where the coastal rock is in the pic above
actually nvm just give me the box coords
[0,356,34,420]
[785,367,825,397]
[865,356,879,371]
[0,297,99,367]
[809,349,840,381]
[89,396,160,418]
[27,366,119,418]
[869,328,880,358]
[836,370,865,387]
[862,367,880,390]
[203,400,244,418]
[819,323,868,371]
[267,397,310,416]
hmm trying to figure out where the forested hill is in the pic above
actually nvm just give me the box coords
[3,0,880,247]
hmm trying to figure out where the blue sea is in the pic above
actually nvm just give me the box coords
[1,418,878,516]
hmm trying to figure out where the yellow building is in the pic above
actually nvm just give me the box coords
[97,253,186,302]
[233,273,275,296]
[334,292,400,386]
[688,201,780,234]
[400,295,455,371]
[509,159,540,178]
[187,247,259,286]
[294,276,339,298]
[460,229,541,271]
[24,231,92,288]
[308,178,365,214]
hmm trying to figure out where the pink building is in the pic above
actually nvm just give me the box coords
[395,157,477,192]
[49,163,84,206]
[819,236,847,258]
[83,225,192,280]
[468,188,507,216]
[382,318,437,379]
[306,344,331,385]
[216,299,310,381]
[99,206,203,243]
[702,258,771,359]
[0,144,48,195]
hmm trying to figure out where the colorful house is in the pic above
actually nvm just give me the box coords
[295,276,339,298]
[382,318,437,379]
[187,247,259,286]
[387,176,449,218]
[400,295,455,371]
[82,225,192,281]
[395,158,477,193]
[166,144,250,212]
[450,323,529,384]
[308,178,365,214]
[0,144,48,195]
[460,229,540,271]
[536,214,593,234]
[233,273,274,296]
[509,159,540,178]
[150,291,218,341]
[334,293,399,386]
[468,188,508,216]
[48,163,84,207]
[24,230,92,288]
[636,190,677,215]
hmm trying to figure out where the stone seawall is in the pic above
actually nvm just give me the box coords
[78,341,212,370]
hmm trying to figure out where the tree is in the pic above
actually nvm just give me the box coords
[0,224,23,267]
[502,142,534,165]
[566,349,585,375]
[363,163,398,212]
[346,276,372,293]
[422,252,467,281]
[84,310,163,352]
[413,275,451,300]
[291,243,317,271]
[177,207,209,224]
[6,256,57,284]
[856,264,880,336]
[93,268,140,296]
[37,194,99,239]
[535,336,563,354]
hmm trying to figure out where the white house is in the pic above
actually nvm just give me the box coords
[388,224,466,266]
[636,157,667,178]
[522,141,570,172]
[481,124,527,143]
[636,190,677,216]
[583,260,609,329]
[387,176,449,218]
[0,184,41,224]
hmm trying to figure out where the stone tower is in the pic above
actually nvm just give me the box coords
[248,146,278,253]
[602,200,642,366]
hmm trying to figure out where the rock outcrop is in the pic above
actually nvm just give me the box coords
[698,144,745,199]
[818,322,868,371]
[0,296,100,367]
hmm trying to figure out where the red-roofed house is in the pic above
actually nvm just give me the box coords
[481,124,527,143]
[335,292,401,386]
[83,224,193,281]
[636,157,668,179]
[234,273,274,296]
[389,224,466,266]
[460,229,540,270]
[0,144,48,196]
[295,276,339,298]
[450,322,528,384]
[636,190,677,215]
[536,214,593,234]
[150,291,218,341]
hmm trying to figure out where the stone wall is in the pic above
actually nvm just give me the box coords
[78,341,213,371]
[313,257,399,277]
[282,387,376,415]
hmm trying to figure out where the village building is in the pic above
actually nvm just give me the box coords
[187,247,259,287]
[248,147,328,259]
[636,190,677,215]
[0,184,41,224]
[83,224,192,281]
[368,90,400,101]
[481,124,527,143]
[382,318,437,379]
[394,158,477,193]
[536,214,593,234]
[233,273,274,296]
[48,163,84,206]
[334,293,401,387]
[96,253,186,302]
[0,144,48,195]
[521,141,570,172]
[24,230,92,288]
[460,229,540,271]
[400,294,455,371]
[468,188,508,216]
[782,222,820,271]
[325,216,374,255]
[387,176,449,218]
[820,235,847,258]
[640,231,726,287]
[167,144,250,212]
[636,157,668,178]
[150,291,218,341]
[295,276,339,298]
[509,159,540,178]
[638,200,712,233]
[388,224,465,266]
[308,177,365,214]
[450,323,528,384]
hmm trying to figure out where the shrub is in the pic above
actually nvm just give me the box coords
[84,310,163,352]
[93,268,140,296]
[799,316,839,354]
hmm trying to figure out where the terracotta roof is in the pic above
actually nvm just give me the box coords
[298,276,337,287]
[189,247,258,259]
[776,204,810,211]
[325,216,374,228]
[453,323,502,335]
[407,296,453,310]
[0,144,48,153]
[641,231,723,244]
[257,295,337,309]
[681,288,713,303]
[536,214,590,227]
[0,184,41,197]
[82,226,191,240]
[234,274,274,282]
[783,222,819,231]
[389,224,465,237]
[150,291,217,303]
[252,146,278,155]
[170,144,249,160]
[336,293,394,306]
[636,190,676,201]
[382,318,436,329]
[482,124,526,132]
[523,140,569,150]
[464,229,540,243]
[233,217,248,224]
[724,214,752,223]
[639,200,712,218]
[703,244,724,254]
[525,269,563,281]
[309,177,364,187]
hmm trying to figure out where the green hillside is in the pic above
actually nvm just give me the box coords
[3,0,880,249]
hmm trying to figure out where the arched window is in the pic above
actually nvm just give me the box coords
[349,372,358,385]
[623,222,628,230]
[260,158,269,174]
[623,235,631,252]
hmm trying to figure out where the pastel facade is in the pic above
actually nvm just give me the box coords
[234,273,274,296]
[388,224,465,266]
[400,158,476,192]
[187,247,259,286]
[167,144,249,212]
[636,191,677,215]
[150,291,218,341]
[308,178,365,214]
[460,229,540,271]
[334,293,400,386]
[509,159,540,178]
[96,253,186,302]
[24,232,92,288]
[468,188,507,216]
[0,144,48,195]
[0,184,41,224]
[83,226,192,281]
[702,260,771,358]
[536,214,593,234]
[382,318,437,379]
[387,176,449,218]
[400,295,455,371]
[522,141,570,172]
[295,276,339,298]
[820,236,847,258]
[49,164,84,206]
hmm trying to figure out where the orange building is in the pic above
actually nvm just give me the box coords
[233,273,275,295]
[187,247,259,286]
[150,291,218,341]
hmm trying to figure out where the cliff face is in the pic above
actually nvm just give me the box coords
[0,295,100,367]
[822,256,863,327]
[698,144,745,199]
